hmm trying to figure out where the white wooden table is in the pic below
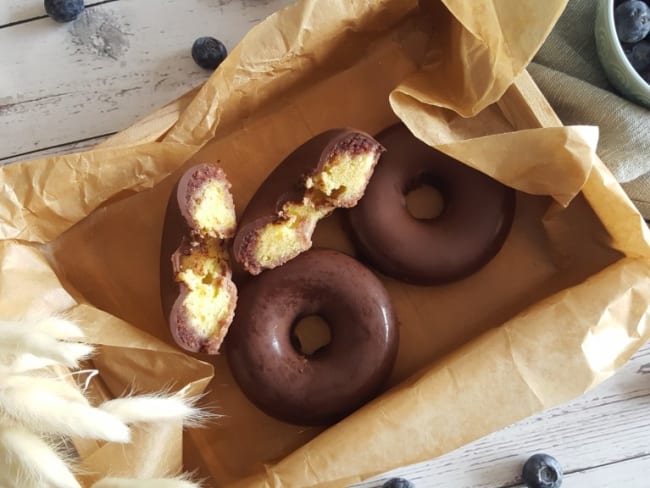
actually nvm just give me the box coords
[1,1,649,487]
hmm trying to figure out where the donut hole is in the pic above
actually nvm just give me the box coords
[405,180,445,220]
[291,315,332,356]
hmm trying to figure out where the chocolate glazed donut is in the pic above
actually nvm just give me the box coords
[160,164,237,354]
[348,124,516,285]
[226,249,398,426]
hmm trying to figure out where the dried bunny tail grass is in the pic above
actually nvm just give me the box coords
[0,382,130,442]
[0,316,84,340]
[0,326,93,369]
[92,476,202,488]
[99,394,214,428]
[0,425,81,488]
[32,316,85,339]
[3,352,60,373]
[0,375,89,405]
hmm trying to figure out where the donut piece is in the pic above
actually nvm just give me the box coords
[233,129,383,275]
[160,163,237,354]
[348,124,515,285]
[226,249,398,426]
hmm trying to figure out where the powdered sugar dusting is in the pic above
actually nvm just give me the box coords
[69,8,130,59]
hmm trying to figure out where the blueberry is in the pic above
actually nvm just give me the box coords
[381,478,415,488]
[626,40,650,71]
[192,37,228,70]
[615,0,650,43]
[522,453,563,488]
[44,0,84,23]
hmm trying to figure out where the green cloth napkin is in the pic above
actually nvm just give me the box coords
[530,0,650,218]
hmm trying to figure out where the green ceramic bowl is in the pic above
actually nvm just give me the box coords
[595,0,650,108]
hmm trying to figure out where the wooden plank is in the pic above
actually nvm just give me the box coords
[0,85,200,165]
[0,1,124,28]
[561,454,650,487]
[0,0,57,27]
[353,339,650,487]
[0,133,112,165]
[1,1,186,29]
[0,0,293,160]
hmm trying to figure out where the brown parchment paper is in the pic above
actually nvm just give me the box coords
[2,0,650,487]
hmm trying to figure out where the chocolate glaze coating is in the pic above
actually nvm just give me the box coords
[348,124,516,285]
[225,249,398,426]
[232,129,382,274]
[160,163,236,354]
[160,169,197,325]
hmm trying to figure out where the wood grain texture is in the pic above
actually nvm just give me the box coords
[0,134,113,165]
[354,340,650,488]
[0,0,293,161]
[0,0,59,26]
[2,1,650,487]
[0,1,119,27]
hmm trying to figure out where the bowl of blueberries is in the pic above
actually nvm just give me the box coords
[595,0,650,108]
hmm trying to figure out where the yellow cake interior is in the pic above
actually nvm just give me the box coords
[253,201,330,269]
[251,149,379,269]
[191,180,236,238]
[177,240,234,339]
[305,150,379,204]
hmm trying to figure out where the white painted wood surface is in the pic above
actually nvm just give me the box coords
[355,341,650,487]
[0,0,291,161]
[1,1,649,487]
